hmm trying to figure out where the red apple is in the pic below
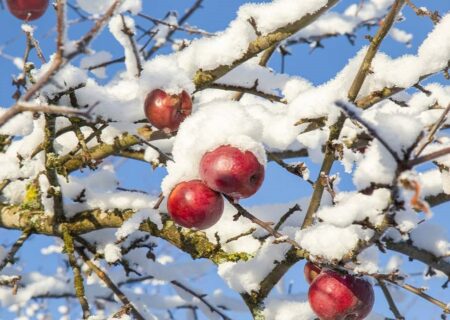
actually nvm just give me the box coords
[167,180,224,229]
[144,89,192,132]
[200,145,265,199]
[304,262,321,285]
[6,0,49,21]
[308,270,374,320]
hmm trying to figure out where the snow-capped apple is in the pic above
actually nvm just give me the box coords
[200,145,265,199]
[304,262,321,284]
[6,0,49,21]
[308,270,374,320]
[167,180,224,229]
[144,89,192,132]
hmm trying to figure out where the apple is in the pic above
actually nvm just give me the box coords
[167,180,224,229]
[304,261,321,284]
[144,89,192,132]
[6,0,49,21]
[200,145,265,199]
[308,270,374,320]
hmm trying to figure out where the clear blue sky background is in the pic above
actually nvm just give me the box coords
[0,0,449,319]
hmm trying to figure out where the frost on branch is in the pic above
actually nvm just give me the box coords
[0,0,449,319]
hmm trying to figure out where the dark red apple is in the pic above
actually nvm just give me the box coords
[308,270,374,320]
[200,145,265,199]
[167,180,224,229]
[144,89,192,132]
[304,262,321,284]
[7,0,49,21]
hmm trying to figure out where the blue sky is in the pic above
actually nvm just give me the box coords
[0,0,449,319]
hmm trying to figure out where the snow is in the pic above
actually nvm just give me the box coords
[104,243,122,263]
[317,188,391,227]
[218,240,291,293]
[77,0,142,15]
[264,297,315,320]
[0,1,449,319]
[296,224,374,261]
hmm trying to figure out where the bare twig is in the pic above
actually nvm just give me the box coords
[409,146,450,167]
[171,280,232,320]
[144,0,205,60]
[405,0,441,24]
[75,247,146,320]
[137,13,213,37]
[204,81,285,103]
[225,196,304,251]
[385,279,450,314]
[0,229,32,271]
[377,279,404,320]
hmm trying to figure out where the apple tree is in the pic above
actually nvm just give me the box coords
[0,0,449,319]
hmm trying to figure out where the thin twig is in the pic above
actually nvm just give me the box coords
[205,82,285,103]
[385,279,450,314]
[409,146,450,167]
[415,103,450,156]
[144,0,205,60]
[0,229,32,271]
[377,279,404,320]
[137,13,213,36]
[171,280,232,320]
[75,247,146,320]
[225,196,303,250]
[405,0,441,24]
[268,153,314,185]
[335,100,401,163]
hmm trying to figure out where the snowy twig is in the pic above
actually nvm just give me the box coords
[75,246,146,320]
[0,102,94,128]
[377,279,405,320]
[355,62,450,109]
[335,100,401,163]
[268,153,313,185]
[348,0,406,102]
[194,0,338,89]
[233,44,278,101]
[302,0,405,229]
[120,14,143,77]
[0,0,120,129]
